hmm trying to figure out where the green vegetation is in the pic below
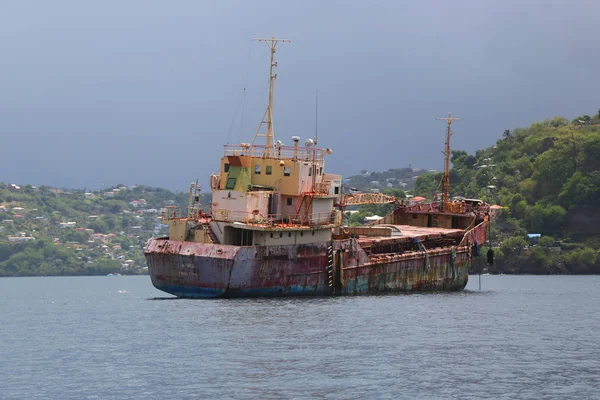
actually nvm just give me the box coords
[3,110,599,276]
[412,112,600,274]
[344,111,599,274]
[0,184,192,276]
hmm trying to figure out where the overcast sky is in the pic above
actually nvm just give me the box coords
[1,0,599,191]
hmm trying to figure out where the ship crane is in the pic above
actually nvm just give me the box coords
[337,192,397,207]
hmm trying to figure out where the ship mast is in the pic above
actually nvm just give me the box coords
[435,112,461,210]
[252,37,291,157]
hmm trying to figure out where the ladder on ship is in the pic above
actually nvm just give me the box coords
[294,193,314,224]
[205,224,220,244]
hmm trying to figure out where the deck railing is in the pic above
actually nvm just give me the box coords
[314,181,332,195]
[211,208,336,227]
[160,206,183,220]
[223,144,327,162]
[405,200,491,215]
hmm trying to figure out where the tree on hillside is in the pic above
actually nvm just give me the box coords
[413,172,440,198]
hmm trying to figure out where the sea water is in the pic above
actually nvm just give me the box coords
[1,275,599,399]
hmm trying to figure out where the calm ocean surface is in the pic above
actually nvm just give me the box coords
[1,275,599,400]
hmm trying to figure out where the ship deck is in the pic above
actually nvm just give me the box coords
[354,225,465,247]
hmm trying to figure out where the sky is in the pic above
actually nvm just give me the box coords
[1,0,599,191]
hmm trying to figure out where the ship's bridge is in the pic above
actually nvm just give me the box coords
[209,140,340,229]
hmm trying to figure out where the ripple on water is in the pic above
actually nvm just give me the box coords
[1,275,599,399]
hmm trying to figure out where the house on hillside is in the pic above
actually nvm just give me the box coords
[8,236,35,242]
[90,233,106,241]
[8,233,35,242]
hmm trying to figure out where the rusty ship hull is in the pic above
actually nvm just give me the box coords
[145,232,478,298]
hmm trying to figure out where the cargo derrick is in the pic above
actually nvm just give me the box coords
[336,192,397,207]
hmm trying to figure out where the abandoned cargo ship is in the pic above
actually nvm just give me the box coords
[145,37,491,298]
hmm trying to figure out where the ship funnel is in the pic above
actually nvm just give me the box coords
[292,136,300,160]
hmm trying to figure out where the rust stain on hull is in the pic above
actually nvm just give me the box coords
[145,234,478,298]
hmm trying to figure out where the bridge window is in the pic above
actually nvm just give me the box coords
[224,163,230,172]
[334,186,339,194]
[266,166,272,175]
[255,165,261,175]
[225,177,236,190]
[284,167,291,176]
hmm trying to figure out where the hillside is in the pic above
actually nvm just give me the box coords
[0,184,197,276]
[345,167,429,193]
[3,111,599,276]
[412,111,600,274]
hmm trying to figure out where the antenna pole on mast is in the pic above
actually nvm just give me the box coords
[435,112,461,211]
[251,37,291,157]
[315,89,319,145]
